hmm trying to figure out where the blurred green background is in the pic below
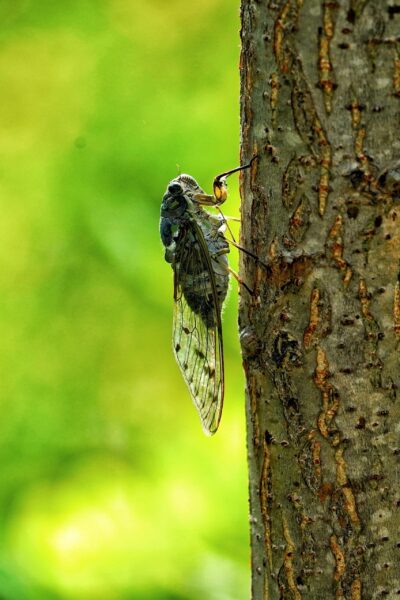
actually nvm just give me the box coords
[0,1,249,598]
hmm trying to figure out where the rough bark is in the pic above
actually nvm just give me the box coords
[239,2,400,599]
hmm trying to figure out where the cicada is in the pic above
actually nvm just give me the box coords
[160,159,255,435]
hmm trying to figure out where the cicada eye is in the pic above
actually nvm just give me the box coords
[168,182,183,196]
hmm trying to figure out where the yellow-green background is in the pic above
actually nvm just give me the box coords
[0,1,249,598]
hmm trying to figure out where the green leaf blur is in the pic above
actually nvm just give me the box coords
[0,1,248,598]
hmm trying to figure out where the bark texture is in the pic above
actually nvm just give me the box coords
[239,2,400,599]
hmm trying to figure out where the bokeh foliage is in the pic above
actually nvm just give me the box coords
[0,1,248,598]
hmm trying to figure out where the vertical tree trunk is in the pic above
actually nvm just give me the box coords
[239,2,400,598]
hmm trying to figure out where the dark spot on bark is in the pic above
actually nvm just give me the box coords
[287,397,299,411]
[341,316,355,326]
[375,215,382,227]
[271,332,302,368]
[340,367,354,374]
[328,428,340,438]
[342,27,353,34]
[265,429,273,444]
[393,448,400,455]
[347,8,356,23]
[175,343,181,352]
[338,42,350,49]
[378,172,387,187]
[388,5,400,18]
[347,205,359,218]
[378,287,386,294]
[356,417,366,429]
[377,409,389,416]
[346,406,356,412]
[385,234,392,240]
[372,105,384,112]
[296,576,304,586]
[381,536,389,542]
[349,168,364,188]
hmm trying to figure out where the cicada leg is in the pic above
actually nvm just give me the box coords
[227,266,254,296]
[225,238,269,270]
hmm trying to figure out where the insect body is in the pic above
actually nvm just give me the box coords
[160,160,255,435]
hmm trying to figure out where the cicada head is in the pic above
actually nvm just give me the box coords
[161,174,205,219]
[160,181,187,219]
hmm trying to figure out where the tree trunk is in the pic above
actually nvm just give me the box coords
[239,2,400,599]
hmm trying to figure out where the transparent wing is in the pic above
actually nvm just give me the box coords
[172,221,224,435]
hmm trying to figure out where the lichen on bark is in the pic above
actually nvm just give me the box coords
[239,2,400,599]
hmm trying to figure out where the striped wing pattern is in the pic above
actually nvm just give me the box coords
[172,222,224,435]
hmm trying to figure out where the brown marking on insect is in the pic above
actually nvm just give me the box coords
[270,72,279,126]
[394,280,400,336]
[282,516,303,600]
[273,0,291,73]
[327,215,353,286]
[260,436,273,569]
[393,58,400,97]
[330,534,346,582]
[350,578,362,600]
[303,287,320,349]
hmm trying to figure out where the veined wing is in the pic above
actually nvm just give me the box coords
[172,220,224,435]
